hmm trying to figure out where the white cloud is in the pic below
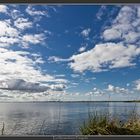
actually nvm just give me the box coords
[0,78,67,93]
[86,88,103,96]
[0,26,46,47]
[84,77,96,83]
[0,37,19,47]
[48,56,70,63]
[0,8,47,48]
[22,34,45,46]
[10,9,23,19]
[0,87,69,101]
[75,92,80,96]
[49,84,66,91]
[71,82,79,86]
[107,84,129,94]
[0,5,8,13]
[26,6,47,16]
[114,6,134,24]
[69,43,140,72]
[71,74,80,78]
[0,5,67,101]
[14,17,33,30]
[81,28,91,38]
[134,79,140,91]
[137,7,140,18]
[93,91,103,96]
[0,18,46,47]
[0,20,20,47]
[46,6,140,74]
[103,28,122,41]
[96,6,107,20]
[55,74,65,78]
[0,20,19,37]
[124,31,140,43]
[0,5,51,49]
[0,79,49,92]
[103,6,140,43]
[93,87,97,91]
[49,42,140,73]
[85,87,104,97]
[22,34,44,44]
[51,78,68,84]
[0,48,68,95]
[107,84,115,92]
[85,92,92,96]
[78,46,86,53]
[35,57,45,64]
[0,48,51,82]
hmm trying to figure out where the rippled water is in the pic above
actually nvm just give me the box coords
[0,102,139,135]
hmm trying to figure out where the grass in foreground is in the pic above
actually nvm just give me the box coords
[80,113,140,135]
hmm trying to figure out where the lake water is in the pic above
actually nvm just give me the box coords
[0,102,139,135]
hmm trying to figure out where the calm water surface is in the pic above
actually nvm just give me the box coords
[0,102,139,135]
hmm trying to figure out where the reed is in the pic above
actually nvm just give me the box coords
[80,112,140,135]
[1,122,5,135]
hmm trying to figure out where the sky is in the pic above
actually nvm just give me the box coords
[0,4,140,101]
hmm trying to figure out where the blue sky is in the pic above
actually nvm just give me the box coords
[0,4,140,101]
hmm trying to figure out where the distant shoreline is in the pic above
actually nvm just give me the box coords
[0,100,140,103]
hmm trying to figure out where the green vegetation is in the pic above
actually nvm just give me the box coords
[80,113,140,135]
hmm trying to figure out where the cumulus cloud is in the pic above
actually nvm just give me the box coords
[1,5,139,101]
[48,56,70,63]
[0,20,19,37]
[0,19,46,48]
[78,46,86,53]
[49,42,140,73]
[14,17,33,30]
[81,28,91,38]
[50,78,68,84]
[0,88,68,101]
[26,6,47,16]
[86,88,103,97]
[92,88,104,96]
[48,6,140,73]
[24,34,45,46]
[0,79,67,93]
[134,79,140,91]
[0,20,19,47]
[93,87,97,91]
[103,28,122,41]
[96,6,107,20]
[0,37,19,47]
[0,48,50,82]
[0,5,8,13]
[107,84,129,94]
[0,47,68,95]
[49,84,66,91]
[107,84,115,92]
[102,6,140,43]
[0,5,51,49]
[0,5,67,101]
[22,34,45,46]
[0,79,49,92]
[69,43,140,72]
[10,9,23,19]
[124,31,140,43]
[55,74,65,78]
[71,74,80,78]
